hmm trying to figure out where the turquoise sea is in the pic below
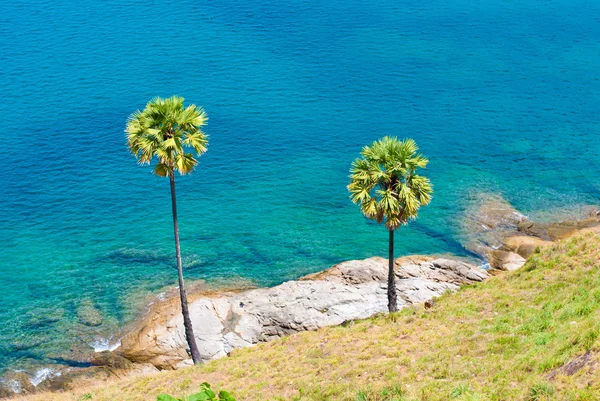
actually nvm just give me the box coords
[1,0,599,377]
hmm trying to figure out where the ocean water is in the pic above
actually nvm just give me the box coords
[1,0,600,376]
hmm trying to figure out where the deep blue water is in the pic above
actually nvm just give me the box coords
[1,0,599,376]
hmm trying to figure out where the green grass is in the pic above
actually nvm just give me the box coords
[19,233,600,401]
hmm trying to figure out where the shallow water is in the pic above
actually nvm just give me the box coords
[1,0,599,375]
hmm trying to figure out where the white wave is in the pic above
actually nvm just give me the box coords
[91,338,121,352]
[30,367,61,386]
[513,211,528,220]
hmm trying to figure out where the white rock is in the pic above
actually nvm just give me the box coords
[120,257,488,369]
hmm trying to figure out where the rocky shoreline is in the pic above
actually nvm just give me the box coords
[3,196,600,398]
[119,256,488,369]
[0,256,489,398]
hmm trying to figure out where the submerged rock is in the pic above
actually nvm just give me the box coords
[517,216,600,241]
[77,299,103,327]
[460,193,527,258]
[24,308,65,329]
[9,336,46,352]
[121,256,488,369]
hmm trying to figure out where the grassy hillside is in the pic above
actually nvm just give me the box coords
[19,233,600,401]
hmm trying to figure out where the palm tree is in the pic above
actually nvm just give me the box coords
[348,137,433,312]
[126,96,208,364]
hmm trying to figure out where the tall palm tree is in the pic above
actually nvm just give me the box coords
[348,137,433,312]
[126,96,208,364]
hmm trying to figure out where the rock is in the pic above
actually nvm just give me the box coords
[548,351,595,379]
[0,387,12,399]
[90,351,133,370]
[46,342,95,367]
[31,360,158,394]
[461,194,599,271]
[28,366,64,387]
[35,367,110,393]
[396,258,488,284]
[502,235,552,259]
[460,193,528,258]
[24,308,65,329]
[488,250,527,271]
[0,371,35,396]
[35,373,74,393]
[9,336,46,351]
[300,257,389,283]
[77,299,103,327]
[121,257,488,369]
[130,362,160,375]
[517,216,600,241]
[12,372,35,393]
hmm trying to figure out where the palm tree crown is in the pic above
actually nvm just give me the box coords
[126,96,208,176]
[348,136,433,228]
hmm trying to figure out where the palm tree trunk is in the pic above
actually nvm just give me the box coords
[388,228,398,312]
[169,172,202,364]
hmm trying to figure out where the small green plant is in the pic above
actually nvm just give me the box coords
[529,383,555,400]
[355,391,368,401]
[451,384,471,398]
[77,394,92,401]
[355,385,405,401]
[157,382,235,401]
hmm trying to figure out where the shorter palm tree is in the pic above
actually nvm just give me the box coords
[126,96,208,364]
[348,137,433,312]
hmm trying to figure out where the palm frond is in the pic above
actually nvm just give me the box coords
[182,132,208,155]
[175,153,198,175]
[154,163,170,177]
[409,175,433,206]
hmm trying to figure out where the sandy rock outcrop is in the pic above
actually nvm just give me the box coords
[488,250,527,271]
[120,257,488,369]
[501,235,553,259]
